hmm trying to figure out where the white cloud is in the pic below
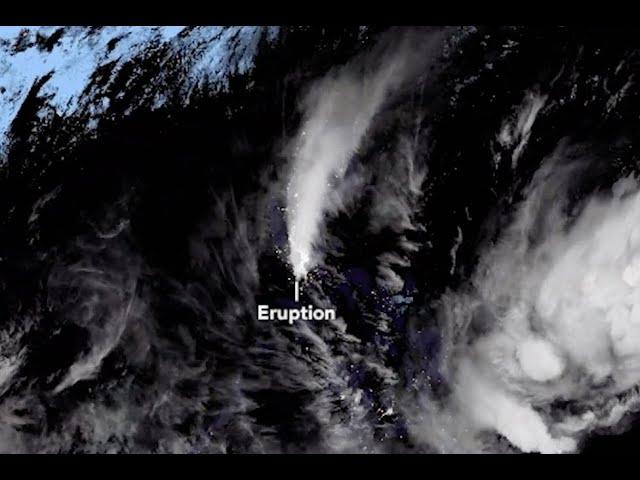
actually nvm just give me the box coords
[412,144,640,453]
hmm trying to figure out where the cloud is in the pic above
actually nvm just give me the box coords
[411,142,640,453]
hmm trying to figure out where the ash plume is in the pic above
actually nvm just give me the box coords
[285,28,445,279]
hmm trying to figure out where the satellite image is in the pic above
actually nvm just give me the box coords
[0,25,639,454]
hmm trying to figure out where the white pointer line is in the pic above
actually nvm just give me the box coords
[294,280,300,302]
